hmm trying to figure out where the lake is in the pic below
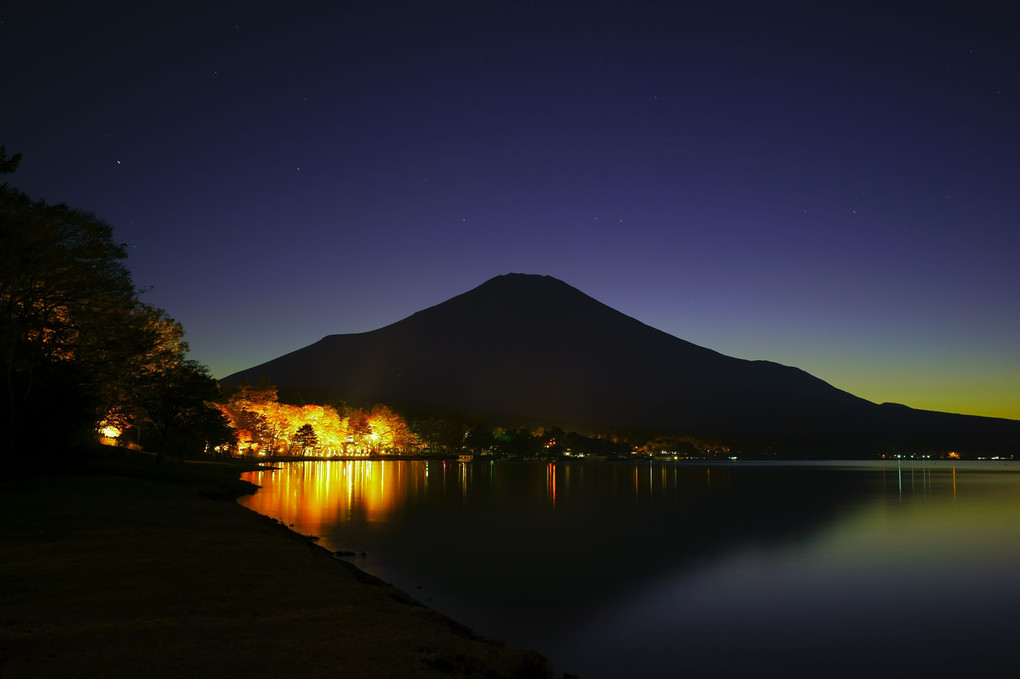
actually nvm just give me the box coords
[239,459,1020,677]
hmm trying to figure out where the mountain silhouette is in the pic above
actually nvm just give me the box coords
[223,274,1018,454]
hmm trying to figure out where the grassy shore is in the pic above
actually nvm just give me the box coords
[0,447,552,678]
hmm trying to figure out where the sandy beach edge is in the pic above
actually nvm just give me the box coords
[0,446,556,678]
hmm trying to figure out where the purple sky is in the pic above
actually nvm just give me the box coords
[4,1,1018,419]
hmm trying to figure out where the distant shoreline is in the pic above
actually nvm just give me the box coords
[241,453,1019,469]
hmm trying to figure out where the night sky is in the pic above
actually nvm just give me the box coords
[4,1,1018,420]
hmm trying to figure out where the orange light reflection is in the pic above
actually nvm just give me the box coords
[240,460,431,536]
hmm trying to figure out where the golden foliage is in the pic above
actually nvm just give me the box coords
[220,385,415,456]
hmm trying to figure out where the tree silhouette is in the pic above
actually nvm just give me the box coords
[1,147,22,184]
[132,359,233,462]
[0,152,227,460]
[294,423,318,454]
[1,167,141,456]
[465,422,496,453]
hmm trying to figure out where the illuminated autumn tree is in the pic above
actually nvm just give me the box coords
[217,382,424,458]
[220,381,281,454]
[368,404,414,453]
[220,383,350,456]
[295,404,346,454]
[347,408,371,454]
[218,401,268,454]
[256,402,298,454]
[109,307,187,442]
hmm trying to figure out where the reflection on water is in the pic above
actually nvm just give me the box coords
[240,460,1020,677]
[243,460,416,531]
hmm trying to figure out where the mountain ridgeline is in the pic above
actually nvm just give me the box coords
[224,274,1018,455]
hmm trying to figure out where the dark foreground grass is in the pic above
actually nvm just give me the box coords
[0,447,553,678]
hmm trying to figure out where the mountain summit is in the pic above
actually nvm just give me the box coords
[224,274,1018,453]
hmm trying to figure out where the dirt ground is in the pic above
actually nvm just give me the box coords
[0,449,552,678]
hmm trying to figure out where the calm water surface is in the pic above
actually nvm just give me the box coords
[239,460,1020,677]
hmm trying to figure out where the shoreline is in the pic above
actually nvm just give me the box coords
[0,446,553,678]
